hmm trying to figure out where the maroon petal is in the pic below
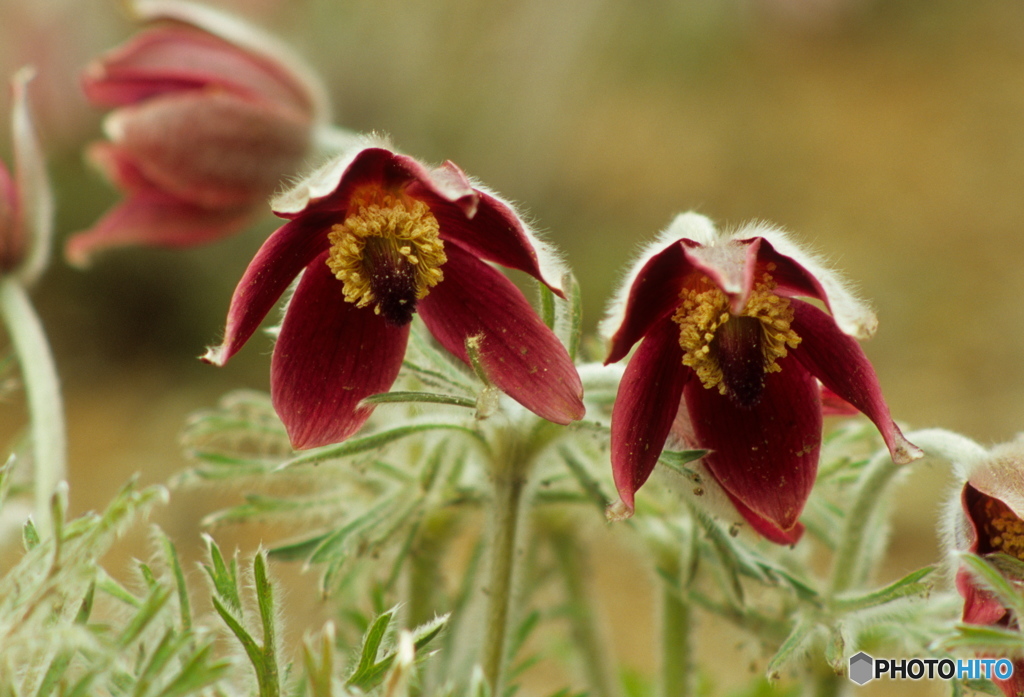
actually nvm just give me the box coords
[605,240,690,364]
[725,493,805,545]
[417,242,583,424]
[685,355,822,537]
[747,237,835,311]
[203,212,333,365]
[609,316,690,512]
[65,194,250,267]
[956,565,1008,625]
[275,148,443,219]
[83,27,314,116]
[789,300,922,464]
[271,253,409,449]
[416,175,558,291]
[405,160,478,217]
[820,384,859,416]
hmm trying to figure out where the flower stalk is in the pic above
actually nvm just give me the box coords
[828,449,899,597]
[657,523,698,697]
[661,577,693,697]
[481,438,531,697]
[0,276,65,536]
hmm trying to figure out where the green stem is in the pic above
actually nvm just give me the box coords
[828,451,897,598]
[551,528,619,697]
[481,444,530,697]
[661,576,693,697]
[0,277,65,537]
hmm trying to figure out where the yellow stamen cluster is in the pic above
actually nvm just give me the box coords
[326,188,446,313]
[983,497,1024,561]
[672,272,801,394]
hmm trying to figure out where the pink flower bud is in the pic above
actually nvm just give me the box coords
[0,163,20,274]
[0,68,52,284]
[66,0,328,266]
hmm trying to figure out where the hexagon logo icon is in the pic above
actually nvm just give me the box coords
[849,652,874,685]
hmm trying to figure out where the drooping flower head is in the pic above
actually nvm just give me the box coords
[204,138,584,449]
[1,67,53,285]
[66,0,331,265]
[602,212,921,544]
[942,436,1024,697]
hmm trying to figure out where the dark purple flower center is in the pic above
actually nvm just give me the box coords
[673,273,801,407]
[362,236,420,325]
[712,316,768,408]
[326,188,446,326]
[966,485,1024,561]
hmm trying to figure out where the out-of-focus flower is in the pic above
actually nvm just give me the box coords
[203,139,585,449]
[66,0,331,266]
[602,212,920,544]
[1,67,53,285]
[944,436,1024,697]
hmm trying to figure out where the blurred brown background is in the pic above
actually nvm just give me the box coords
[2,0,1023,694]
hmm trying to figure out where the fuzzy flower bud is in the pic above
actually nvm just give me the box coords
[66,0,331,266]
[0,67,53,285]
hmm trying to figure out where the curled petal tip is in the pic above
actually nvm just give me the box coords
[605,498,634,522]
[892,437,925,465]
[200,344,227,366]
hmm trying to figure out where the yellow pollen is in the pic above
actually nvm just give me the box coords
[671,273,801,395]
[326,188,446,314]
[983,498,1024,561]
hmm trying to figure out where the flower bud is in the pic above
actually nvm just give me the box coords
[0,67,52,285]
[66,0,329,266]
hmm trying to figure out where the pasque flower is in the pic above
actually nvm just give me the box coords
[944,437,1024,697]
[602,212,921,544]
[203,139,585,449]
[1,68,53,284]
[66,0,330,265]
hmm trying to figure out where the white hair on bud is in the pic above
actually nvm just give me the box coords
[599,211,716,341]
[726,220,878,339]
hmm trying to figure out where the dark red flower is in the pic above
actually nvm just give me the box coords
[948,439,1024,697]
[66,0,328,265]
[204,141,584,449]
[602,213,920,544]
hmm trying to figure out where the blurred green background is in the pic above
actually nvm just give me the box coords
[2,0,1023,694]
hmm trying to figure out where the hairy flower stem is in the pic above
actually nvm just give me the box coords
[0,277,65,537]
[481,439,531,697]
[828,450,898,597]
[661,565,693,697]
[550,527,620,697]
